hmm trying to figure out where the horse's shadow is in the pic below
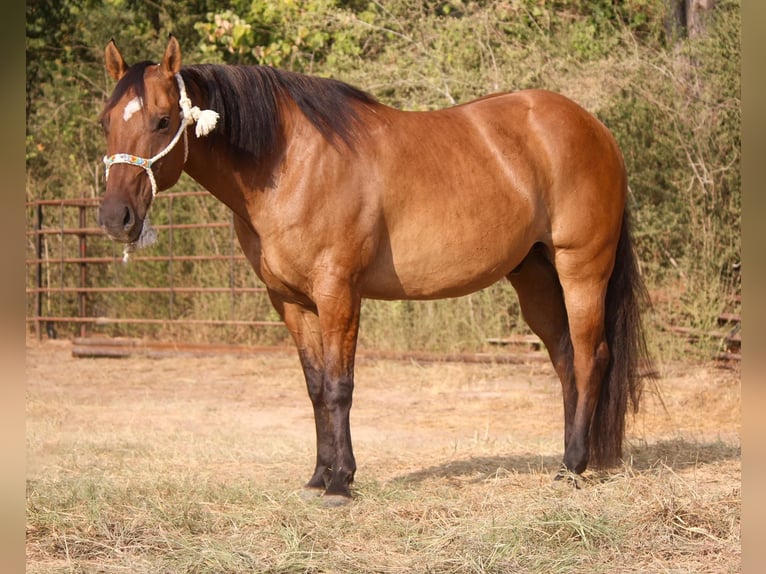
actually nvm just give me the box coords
[395,438,741,484]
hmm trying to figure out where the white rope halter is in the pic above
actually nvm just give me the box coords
[102,72,219,261]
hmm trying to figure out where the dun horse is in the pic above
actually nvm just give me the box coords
[99,35,652,504]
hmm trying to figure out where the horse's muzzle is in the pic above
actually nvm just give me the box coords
[98,197,140,243]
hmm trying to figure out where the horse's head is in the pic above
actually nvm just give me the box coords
[98,36,189,245]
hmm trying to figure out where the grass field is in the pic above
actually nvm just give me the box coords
[26,340,740,573]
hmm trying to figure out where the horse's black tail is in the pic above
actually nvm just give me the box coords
[589,209,655,468]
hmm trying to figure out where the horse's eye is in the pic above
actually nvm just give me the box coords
[157,116,170,131]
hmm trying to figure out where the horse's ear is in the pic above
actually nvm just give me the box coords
[161,34,182,76]
[105,39,128,81]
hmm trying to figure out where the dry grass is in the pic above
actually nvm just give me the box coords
[26,340,740,573]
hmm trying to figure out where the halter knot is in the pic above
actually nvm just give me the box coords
[179,90,219,138]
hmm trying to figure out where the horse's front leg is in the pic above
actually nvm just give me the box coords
[271,296,334,495]
[313,278,362,504]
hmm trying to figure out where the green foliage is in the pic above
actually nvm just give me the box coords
[26,0,741,358]
[600,0,740,349]
[193,0,370,70]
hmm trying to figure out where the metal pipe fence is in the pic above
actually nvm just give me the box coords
[26,191,284,342]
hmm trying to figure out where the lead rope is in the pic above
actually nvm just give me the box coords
[103,72,219,262]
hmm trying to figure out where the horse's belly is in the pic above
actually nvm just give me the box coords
[359,229,534,300]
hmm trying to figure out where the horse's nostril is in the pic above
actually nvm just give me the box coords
[123,206,134,230]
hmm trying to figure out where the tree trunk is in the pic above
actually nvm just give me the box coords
[687,0,716,37]
[665,0,716,40]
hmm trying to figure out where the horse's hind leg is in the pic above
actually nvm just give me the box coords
[507,245,576,451]
[554,249,614,474]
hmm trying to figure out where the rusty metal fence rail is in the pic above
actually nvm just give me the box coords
[25,192,739,364]
[26,191,284,342]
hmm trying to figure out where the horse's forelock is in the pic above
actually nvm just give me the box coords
[102,60,155,118]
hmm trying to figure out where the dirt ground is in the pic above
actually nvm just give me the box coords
[25,339,741,573]
[26,339,740,484]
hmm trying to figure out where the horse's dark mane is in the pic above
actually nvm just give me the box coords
[181,64,378,160]
[102,61,378,160]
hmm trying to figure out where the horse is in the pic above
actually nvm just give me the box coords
[98,35,652,505]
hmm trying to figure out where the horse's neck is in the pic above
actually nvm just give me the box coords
[183,96,311,230]
[184,138,273,225]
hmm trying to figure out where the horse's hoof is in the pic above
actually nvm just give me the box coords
[553,468,582,489]
[298,487,324,501]
[322,493,352,507]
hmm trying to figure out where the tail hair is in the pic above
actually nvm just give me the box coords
[589,209,655,467]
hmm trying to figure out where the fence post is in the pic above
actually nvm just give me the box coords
[78,199,88,338]
[230,211,235,321]
[35,203,43,340]
[168,194,174,321]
